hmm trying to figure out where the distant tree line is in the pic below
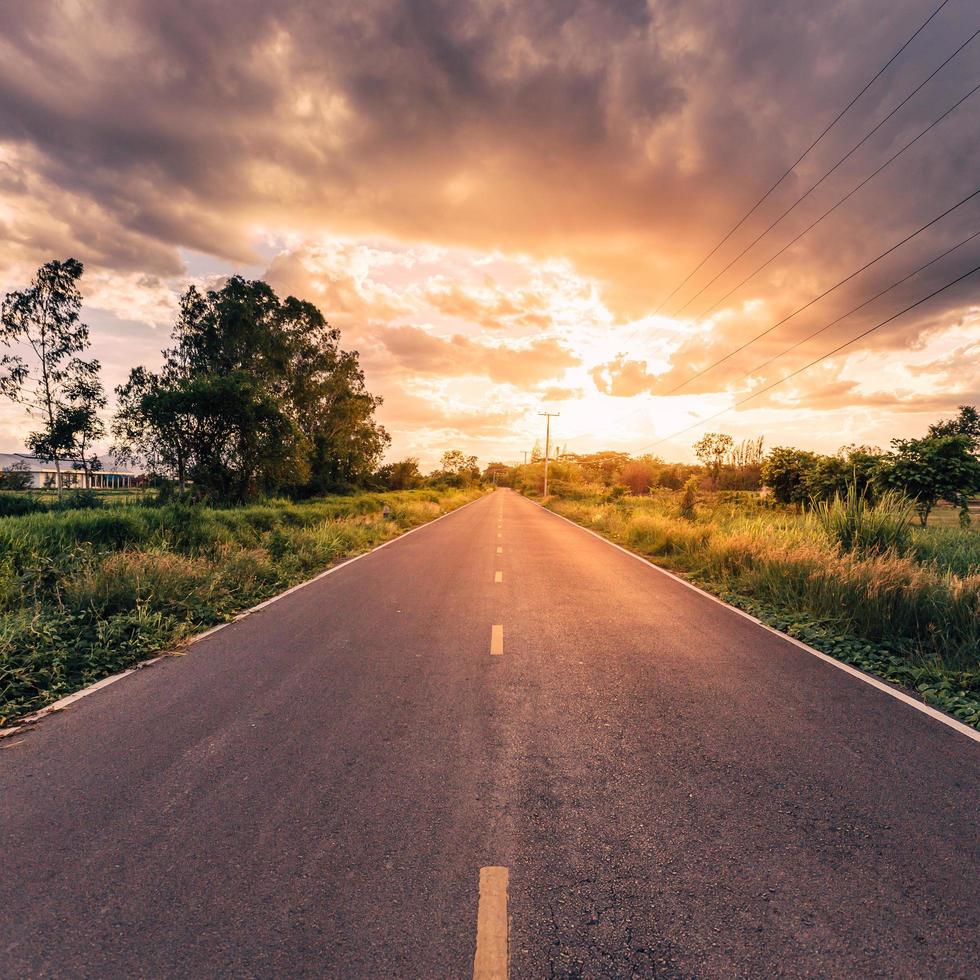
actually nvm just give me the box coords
[486,408,980,527]
[373,450,482,491]
[762,406,980,525]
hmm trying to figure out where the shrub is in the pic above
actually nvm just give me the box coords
[679,476,699,519]
[0,494,46,517]
[546,488,979,674]
[813,486,914,556]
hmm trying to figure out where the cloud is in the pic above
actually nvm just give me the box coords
[591,355,659,397]
[422,279,553,331]
[538,385,585,402]
[380,325,579,385]
[3,0,976,301]
[1,0,978,462]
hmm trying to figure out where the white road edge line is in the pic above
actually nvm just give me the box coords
[1,493,491,737]
[532,497,980,744]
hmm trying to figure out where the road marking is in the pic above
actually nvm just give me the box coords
[497,533,502,538]
[496,546,503,554]
[531,497,980,744]
[473,866,509,979]
[494,571,503,583]
[490,625,504,655]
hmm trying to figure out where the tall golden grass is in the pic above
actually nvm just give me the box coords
[550,493,980,669]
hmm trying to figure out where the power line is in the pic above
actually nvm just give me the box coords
[740,228,980,378]
[692,80,980,323]
[557,186,980,447]
[653,0,954,315]
[662,185,980,395]
[636,262,980,452]
[671,29,980,318]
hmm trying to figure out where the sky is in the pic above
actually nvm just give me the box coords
[0,0,978,467]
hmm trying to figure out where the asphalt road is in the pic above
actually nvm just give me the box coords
[1,489,978,978]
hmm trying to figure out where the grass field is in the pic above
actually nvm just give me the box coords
[542,489,980,730]
[0,487,483,726]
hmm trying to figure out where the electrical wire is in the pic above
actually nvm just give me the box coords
[663,185,980,394]
[635,262,980,452]
[556,188,980,445]
[739,229,980,379]
[654,0,954,315]
[670,29,979,318]
[691,79,980,322]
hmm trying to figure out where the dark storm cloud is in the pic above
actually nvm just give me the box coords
[0,0,978,405]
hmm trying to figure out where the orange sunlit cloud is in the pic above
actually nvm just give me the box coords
[0,0,978,465]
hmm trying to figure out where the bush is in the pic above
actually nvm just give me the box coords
[679,476,699,519]
[813,486,915,556]
[0,494,46,517]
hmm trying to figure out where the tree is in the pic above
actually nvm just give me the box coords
[876,434,980,526]
[0,460,31,491]
[113,366,196,490]
[563,450,631,486]
[483,461,511,486]
[431,449,480,487]
[693,432,734,486]
[0,259,104,496]
[720,436,765,490]
[62,370,107,485]
[761,447,820,507]
[439,449,479,476]
[928,405,980,451]
[804,445,881,504]
[619,458,657,495]
[376,457,423,490]
[113,276,388,501]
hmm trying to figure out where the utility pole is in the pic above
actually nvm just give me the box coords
[538,412,560,497]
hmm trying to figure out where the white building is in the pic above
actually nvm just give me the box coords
[0,453,140,490]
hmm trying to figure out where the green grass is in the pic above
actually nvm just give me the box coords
[0,487,484,726]
[543,490,980,730]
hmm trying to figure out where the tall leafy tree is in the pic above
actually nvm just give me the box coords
[761,447,820,507]
[876,434,980,526]
[928,405,980,451]
[63,370,107,484]
[0,259,104,495]
[693,432,734,486]
[114,276,388,501]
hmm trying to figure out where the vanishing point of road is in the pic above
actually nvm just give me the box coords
[2,489,978,977]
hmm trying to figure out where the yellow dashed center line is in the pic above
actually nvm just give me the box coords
[496,546,502,554]
[490,625,504,656]
[494,571,503,583]
[473,866,509,979]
